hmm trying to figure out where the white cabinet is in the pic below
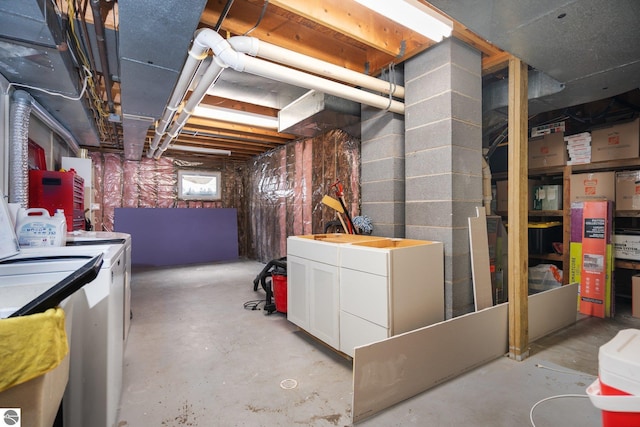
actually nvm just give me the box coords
[339,239,444,357]
[287,253,340,348]
[287,234,381,349]
[287,234,444,358]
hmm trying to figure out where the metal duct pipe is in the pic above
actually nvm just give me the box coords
[30,99,81,155]
[90,0,116,113]
[228,36,405,99]
[148,29,405,158]
[9,91,31,206]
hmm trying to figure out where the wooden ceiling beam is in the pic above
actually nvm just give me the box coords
[268,0,429,59]
[203,0,370,73]
[186,116,296,139]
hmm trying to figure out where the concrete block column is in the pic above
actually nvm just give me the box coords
[404,38,483,318]
[360,68,406,238]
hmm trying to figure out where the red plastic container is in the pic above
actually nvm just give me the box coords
[587,329,640,427]
[271,274,287,314]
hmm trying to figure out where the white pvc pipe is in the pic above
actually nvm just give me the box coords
[239,55,404,114]
[229,36,405,99]
[149,29,406,159]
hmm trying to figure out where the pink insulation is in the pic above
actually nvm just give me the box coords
[102,153,123,231]
[87,128,359,261]
[89,152,104,231]
[122,161,139,208]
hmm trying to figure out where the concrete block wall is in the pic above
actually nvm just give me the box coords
[404,38,483,318]
[360,100,406,238]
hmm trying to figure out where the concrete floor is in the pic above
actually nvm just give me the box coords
[116,259,640,427]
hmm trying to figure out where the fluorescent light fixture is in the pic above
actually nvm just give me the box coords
[170,144,231,156]
[193,105,279,129]
[354,0,453,42]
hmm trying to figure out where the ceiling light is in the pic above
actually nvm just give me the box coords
[169,144,231,156]
[353,0,453,43]
[192,105,279,129]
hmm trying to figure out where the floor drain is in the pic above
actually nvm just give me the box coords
[280,379,298,389]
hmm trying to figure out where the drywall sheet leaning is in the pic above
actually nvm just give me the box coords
[352,284,578,423]
[468,207,493,310]
[529,283,578,342]
[352,303,509,423]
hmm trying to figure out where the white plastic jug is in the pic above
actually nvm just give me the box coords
[15,208,67,247]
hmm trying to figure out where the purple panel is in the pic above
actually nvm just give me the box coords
[114,208,238,266]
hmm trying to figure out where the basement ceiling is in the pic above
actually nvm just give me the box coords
[0,0,638,161]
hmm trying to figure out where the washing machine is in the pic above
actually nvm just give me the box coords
[0,243,126,427]
[66,230,132,342]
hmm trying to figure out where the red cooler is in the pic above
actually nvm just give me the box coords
[587,329,640,426]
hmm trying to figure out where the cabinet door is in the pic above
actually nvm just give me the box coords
[308,260,340,348]
[286,255,309,330]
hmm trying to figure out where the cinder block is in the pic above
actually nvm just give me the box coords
[362,180,405,203]
[405,64,452,106]
[451,64,482,102]
[405,40,452,82]
[361,109,404,139]
[406,120,453,153]
[450,38,482,77]
[451,91,482,125]
[361,157,404,183]
[451,145,482,175]
[406,200,452,228]
[406,146,451,176]
[405,93,452,130]
[451,119,482,150]
[361,134,405,162]
[361,201,405,224]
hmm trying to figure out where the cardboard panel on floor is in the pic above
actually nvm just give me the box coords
[352,284,578,424]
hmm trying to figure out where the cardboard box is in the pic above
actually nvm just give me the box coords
[529,132,567,169]
[616,170,640,210]
[495,179,539,212]
[591,118,640,162]
[570,171,615,202]
[613,234,640,261]
[633,275,640,318]
[533,185,563,210]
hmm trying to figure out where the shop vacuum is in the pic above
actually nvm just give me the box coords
[252,257,287,314]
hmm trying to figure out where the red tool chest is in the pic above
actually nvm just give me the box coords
[29,170,85,231]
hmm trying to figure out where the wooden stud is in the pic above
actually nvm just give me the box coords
[507,56,529,361]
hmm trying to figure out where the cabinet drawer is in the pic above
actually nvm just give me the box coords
[287,237,339,266]
[340,268,389,327]
[340,245,388,276]
[340,310,388,358]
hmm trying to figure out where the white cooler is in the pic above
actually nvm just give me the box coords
[587,329,640,427]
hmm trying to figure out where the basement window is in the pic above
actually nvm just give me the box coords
[177,170,222,201]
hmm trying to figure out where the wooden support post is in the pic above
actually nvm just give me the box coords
[507,56,529,361]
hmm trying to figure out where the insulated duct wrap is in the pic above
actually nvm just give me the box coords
[9,90,32,206]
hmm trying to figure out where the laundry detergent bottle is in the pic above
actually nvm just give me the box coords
[15,207,67,247]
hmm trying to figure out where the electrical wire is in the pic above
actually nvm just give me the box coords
[243,299,265,311]
[529,394,590,427]
[7,65,92,100]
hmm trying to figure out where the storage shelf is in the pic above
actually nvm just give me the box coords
[530,253,563,262]
[529,210,563,217]
[615,259,640,270]
[616,210,640,217]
